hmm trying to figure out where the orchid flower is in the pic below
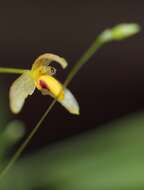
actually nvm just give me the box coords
[9,53,80,115]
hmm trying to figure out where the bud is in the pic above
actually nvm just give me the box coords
[99,23,140,42]
[111,23,140,40]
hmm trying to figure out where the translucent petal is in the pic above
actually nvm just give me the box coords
[32,53,68,72]
[59,88,80,115]
[9,71,35,114]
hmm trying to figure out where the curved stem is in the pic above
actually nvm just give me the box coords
[0,67,27,74]
[64,38,103,86]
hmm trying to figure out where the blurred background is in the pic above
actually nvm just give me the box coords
[0,1,144,189]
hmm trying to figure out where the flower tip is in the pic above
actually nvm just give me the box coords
[73,108,80,115]
[60,58,68,69]
[67,105,80,115]
[69,104,80,115]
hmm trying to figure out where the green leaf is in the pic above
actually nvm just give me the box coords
[1,113,144,190]
[0,120,25,160]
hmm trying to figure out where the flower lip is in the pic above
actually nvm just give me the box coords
[39,80,49,90]
[36,75,65,101]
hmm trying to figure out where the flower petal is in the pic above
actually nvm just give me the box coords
[9,71,35,114]
[32,53,68,71]
[37,75,80,115]
[36,75,64,101]
[59,88,80,115]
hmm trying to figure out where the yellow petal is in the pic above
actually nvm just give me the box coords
[36,75,64,101]
[9,71,35,114]
[37,75,80,115]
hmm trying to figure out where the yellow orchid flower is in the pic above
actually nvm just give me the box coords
[9,53,80,115]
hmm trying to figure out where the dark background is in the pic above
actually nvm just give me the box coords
[0,0,144,153]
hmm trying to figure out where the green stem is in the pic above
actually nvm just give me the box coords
[0,67,27,74]
[64,38,103,86]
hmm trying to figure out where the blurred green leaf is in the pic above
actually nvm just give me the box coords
[0,120,25,160]
[1,113,144,189]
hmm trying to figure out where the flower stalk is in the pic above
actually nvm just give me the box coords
[0,67,26,74]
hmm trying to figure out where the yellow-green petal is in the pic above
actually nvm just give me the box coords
[59,88,80,115]
[36,75,64,101]
[9,71,35,114]
[32,53,68,71]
